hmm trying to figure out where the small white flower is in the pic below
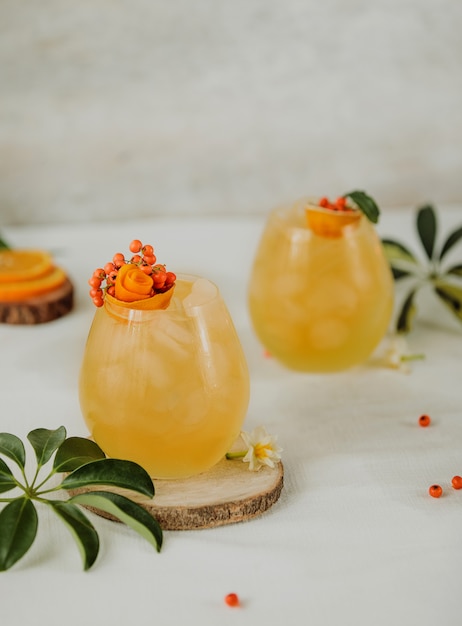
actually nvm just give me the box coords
[240,426,282,472]
[382,334,425,373]
[384,334,409,370]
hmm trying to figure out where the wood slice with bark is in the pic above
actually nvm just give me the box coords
[68,457,284,530]
[0,277,74,324]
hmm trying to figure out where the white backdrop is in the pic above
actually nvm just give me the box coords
[1,0,461,225]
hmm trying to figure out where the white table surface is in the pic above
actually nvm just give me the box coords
[1,207,462,626]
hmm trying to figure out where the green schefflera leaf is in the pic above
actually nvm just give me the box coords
[50,501,99,570]
[396,289,418,334]
[27,426,67,468]
[70,491,163,552]
[0,433,26,470]
[416,204,437,260]
[0,236,10,250]
[61,458,155,498]
[344,190,380,224]
[0,458,18,494]
[53,437,106,473]
[381,238,419,279]
[434,283,462,322]
[447,263,462,278]
[0,498,38,571]
[439,225,462,261]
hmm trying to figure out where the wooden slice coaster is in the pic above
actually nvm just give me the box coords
[71,457,284,530]
[0,277,74,324]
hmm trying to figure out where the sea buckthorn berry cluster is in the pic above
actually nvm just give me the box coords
[318,196,354,212]
[88,239,176,307]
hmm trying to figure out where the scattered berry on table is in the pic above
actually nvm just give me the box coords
[428,484,443,498]
[224,593,240,607]
[418,414,431,427]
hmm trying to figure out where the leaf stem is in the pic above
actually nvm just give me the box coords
[34,484,64,497]
[401,353,425,362]
[31,468,57,493]
[225,450,247,460]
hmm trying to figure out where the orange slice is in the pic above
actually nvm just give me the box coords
[0,249,55,283]
[105,286,175,311]
[0,266,67,302]
[305,204,361,238]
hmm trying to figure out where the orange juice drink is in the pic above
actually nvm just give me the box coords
[80,242,249,479]
[248,197,394,372]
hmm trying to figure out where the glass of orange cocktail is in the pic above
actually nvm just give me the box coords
[248,192,394,372]
[79,240,250,479]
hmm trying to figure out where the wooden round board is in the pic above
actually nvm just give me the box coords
[0,277,74,324]
[70,458,284,530]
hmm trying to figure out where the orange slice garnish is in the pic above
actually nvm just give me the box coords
[105,287,175,311]
[0,249,54,283]
[305,204,361,238]
[0,266,67,302]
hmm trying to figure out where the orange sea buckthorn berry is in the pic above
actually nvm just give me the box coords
[428,484,443,498]
[419,414,431,427]
[89,288,103,298]
[153,271,166,287]
[92,295,104,307]
[335,196,347,210]
[451,476,462,490]
[113,253,125,268]
[88,276,102,288]
[140,264,153,275]
[107,270,118,284]
[129,239,143,253]
[104,262,115,275]
[319,197,329,208]
[224,593,240,607]
[142,244,154,256]
[93,268,106,279]
[107,286,115,297]
[131,254,142,264]
[165,271,176,286]
[142,254,157,265]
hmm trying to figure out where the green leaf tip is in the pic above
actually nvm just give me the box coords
[416,204,437,260]
[50,501,99,570]
[344,190,380,224]
[0,498,38,571]
[53,437,106,473]
[0,432,26,470]
[70,491,163,553]
[434,283,462,322]
[0,458,17,494]
[27,426,67,468]
[396,289,418,334]
[439,225,462,261]
[0,235,10,250]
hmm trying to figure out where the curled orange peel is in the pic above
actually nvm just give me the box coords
[105,286,175,311]
[305,204,361,238]
[114,263,153,302]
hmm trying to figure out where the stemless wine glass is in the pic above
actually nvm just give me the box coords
[248,198,394,372]
[79,275,250,479]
